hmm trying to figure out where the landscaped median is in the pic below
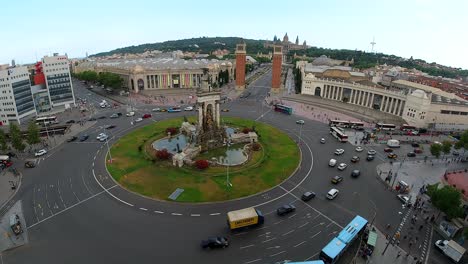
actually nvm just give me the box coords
[106,117,300,202]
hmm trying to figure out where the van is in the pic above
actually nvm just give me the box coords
[326,189,339,200]
[329,159,337,167]
[387,139,400,148]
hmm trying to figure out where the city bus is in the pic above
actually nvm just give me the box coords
[319,215,368,264]
[350,121,365,130]
[330,127,348,142]
[329,120,350,127]
[35,116,58,126]
[375,123,396,131]
[400,124,417,131]
[274,104,293,115]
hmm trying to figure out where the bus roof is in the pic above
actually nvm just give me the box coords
[227,207,257,222]
[337,215,368,244]
[322,237,346,258]
[36,116,56,120]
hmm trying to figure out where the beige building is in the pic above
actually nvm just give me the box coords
[76,54,233,93]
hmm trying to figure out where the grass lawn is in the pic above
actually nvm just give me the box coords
[107,116,300,202]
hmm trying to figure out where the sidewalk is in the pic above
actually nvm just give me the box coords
[0,200,28,252]
[0,169,20,217]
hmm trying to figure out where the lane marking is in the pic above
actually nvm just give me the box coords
[244,259,262,264]
[305,252,319,261]
[269,250,286,257]
[281,230,295,236]
[240,244,255,249]
[288,213,297,219]
[171,213,182,216]
[154,211,164,214]
[234,232,249,236]
[310,231,321,239]
[273,220,284,225]
[190,214,200,217]
[294,241,306,248]
[209,213,220,216]
[92,169,133,206]
[261,237,276,243]
[298,222,309,229]
[139,208,148,211]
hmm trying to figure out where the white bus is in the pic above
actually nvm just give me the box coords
[376,123,396,131]
[330,127,348,142]
[36,116,58,126]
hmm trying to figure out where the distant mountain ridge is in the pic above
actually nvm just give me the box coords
[91,36,468,79]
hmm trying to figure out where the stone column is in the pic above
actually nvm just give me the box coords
[216,102,220,126]
[387,98,393,113]
[380,96,385,111]
[369,93,375,108]
[339,87,343,101]
[198,103,204,129]
[350,89,354,104]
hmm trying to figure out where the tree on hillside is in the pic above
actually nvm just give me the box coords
[427,183,464,220]
[27,121,41,146]
[0,130,8,151]
[9,124,25,152]
[430,143,442,158]
[441,140,452,157]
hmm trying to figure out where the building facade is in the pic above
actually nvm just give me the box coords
[0,65,36,125]
[264,33,309,54]
[235,43,246,90]
[42,54,75,108]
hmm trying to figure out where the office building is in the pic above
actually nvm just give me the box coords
[42,54,75,108]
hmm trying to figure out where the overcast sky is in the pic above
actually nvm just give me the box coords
[2,0,467,69]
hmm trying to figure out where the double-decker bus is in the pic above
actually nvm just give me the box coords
[274,104,293,115]
[330,127,348,142]
[376,123,396,131]
[36,116,58,126]
[319,215,368,264]
[400,124,417,131]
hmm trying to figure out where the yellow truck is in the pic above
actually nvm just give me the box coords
[227,207,264,230]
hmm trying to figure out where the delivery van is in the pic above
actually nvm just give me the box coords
[227,207,264,230]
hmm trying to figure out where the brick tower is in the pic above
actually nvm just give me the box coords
[271,45,283,92]
[235,42,246,90]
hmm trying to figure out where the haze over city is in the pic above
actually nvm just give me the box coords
[2,0,467,69]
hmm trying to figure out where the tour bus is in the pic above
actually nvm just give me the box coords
[350,121,365,130]
[35,116,58,126]
[375,123,396,131]
[319,215,368,264]
[330,127,348,142]
[274,104,293,115]
[329,120,350,127]
[400,124,417,131]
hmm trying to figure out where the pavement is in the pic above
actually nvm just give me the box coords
[0,168,21,217]
[0,200,28,252]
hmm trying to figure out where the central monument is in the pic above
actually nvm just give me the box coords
[196,68,226,150]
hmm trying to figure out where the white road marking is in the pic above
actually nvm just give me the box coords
[261,237,276,243]
[234,232,249,236]
[281,230,295,236]
[326,222,333,228]
[239,244,255,249]
[190,214,200,217]
[92,169,133,206]
[154,210,164,214]
[139,208,148,211]
[258,232,271,237]
[57,179,67,208]
[298,222,309,228]
[269,250,286,257]
[310,231,321,239]
[288,213,297,219]
[273,220,284,225]
[244,259,262,264]
[266,246,280,250]
[209,213,220,216]
[32,186,40,223]
[294,241,306,248]
[305,252,319,261]
[171,213,182,216]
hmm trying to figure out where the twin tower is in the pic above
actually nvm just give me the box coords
[235,43,283,92]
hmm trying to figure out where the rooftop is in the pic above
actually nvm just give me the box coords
[431,93,468,106]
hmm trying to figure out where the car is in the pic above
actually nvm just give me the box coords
[334,149,345,155]
[296,120,305,125]
[98,116,107,119]
[384,148,393,153]
[168,108,182,113]
[331,175,343,184]
[110,113,119,118]
[397,194,410,205]
[98,135,109,142]
[337,163,347,171]
[452,151,460,156]
[351,170,361,178]
[221,109,230,112]
[67,136,78,142]
[152,108,161,112]
[79,135,89,142]
[184,106,194,111]
[134,117,143,123]
[276,204,296,216]
[326,189,339,200]
[407,152,416,157]
[201,237,229,249]
[88,117,97,121]
[411,131,419,136]
[301,191,316,201]
[105,125,116,129]
[355,146,363,152]
[351,156,360,163]
[2,161,13,168]
[24,161,36,168]
[96,133,107,140]
[34,149,47,157]
[320,138,326,144]
[66,120,76,124]
[367,150,377,155]
[388,153,398,159]
[414,148,423,154]
[126,111,135,117]
[142,113,152,119]
[160,108,168,112]
[366,155,375,161]
[116,112,123,116]
[329,159,337,167]
[411,143,420,148]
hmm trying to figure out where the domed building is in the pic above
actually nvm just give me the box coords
[264,33,309,54]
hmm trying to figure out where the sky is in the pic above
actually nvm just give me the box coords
[2,0,467,69]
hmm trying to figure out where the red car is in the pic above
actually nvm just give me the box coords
[384,148,393,153]
[142,113,152,119]
[2,160,12,167]
[414,148,423,154]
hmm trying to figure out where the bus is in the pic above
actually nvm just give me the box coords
[274,104,293,115]
[36,116,58,126]
[400,124,416,131]
[286,261,325,264]
[319,215,368,264]
[376,123,396,131]
[330,127,348,142]
[350,121,364,130]
[329,120,350,128]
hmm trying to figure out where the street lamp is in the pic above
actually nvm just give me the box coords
[226,139,232,188]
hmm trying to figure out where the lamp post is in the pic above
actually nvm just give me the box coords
[226,139,232,188]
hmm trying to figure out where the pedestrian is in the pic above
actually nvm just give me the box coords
[419,225,423,231]
[396,251,401,258]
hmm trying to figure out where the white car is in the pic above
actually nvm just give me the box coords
[98,135,109,142]
[397,194,410,205]
[334,149,345,155]
[367,149,377,155]
[35,149,47,157]
[184,106,194,111]
[355,146,363,152]
[320,138,326,144]
[337,163,348,171]
[152,108,161,112]
[126,111,135,117]
[96,133,107,140]
[296,120,305,125]
[135,117,143,123]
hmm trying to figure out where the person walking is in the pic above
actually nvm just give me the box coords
[396,251,401,259]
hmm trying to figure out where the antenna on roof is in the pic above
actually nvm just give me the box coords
[370,37,376,53]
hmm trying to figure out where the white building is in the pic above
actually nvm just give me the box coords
[0,65,36,125]
[42,54,75,109]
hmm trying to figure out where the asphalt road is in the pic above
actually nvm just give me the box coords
[1,73,426,264]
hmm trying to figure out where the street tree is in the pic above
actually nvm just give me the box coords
[455,130,468,153]
[0,130,8,151]
[441,140,452,156]
[27,121,41,145]
[9,123,25,152]
[427,183,464,220]
[430,143,442,158]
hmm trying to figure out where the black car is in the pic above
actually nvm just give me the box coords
[97,116,107,119]
[301,191,316,201]
[366,155,375,161]
[331,175,343,184]
[201,237,229,249]
[105,125,116,129]
[25,161,36,168]
[66,120,75,124]
[407,152,416,157]
[7,152,16,158]
[116,112,123,116]
[67,136,78,142]
[277,204,296,216]
[79,135,89,142]
[351,170,361,178]
[411,143,420,148]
